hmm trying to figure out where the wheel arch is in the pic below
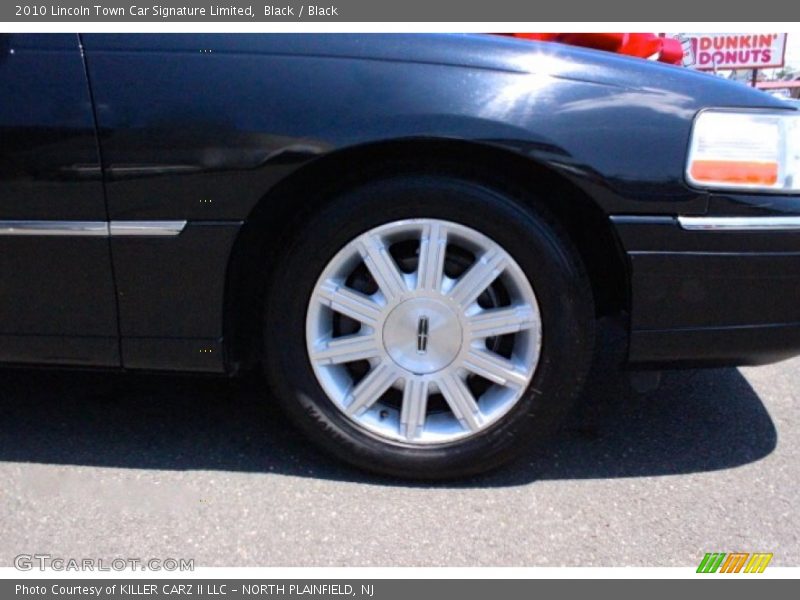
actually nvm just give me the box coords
[222,138,629,373]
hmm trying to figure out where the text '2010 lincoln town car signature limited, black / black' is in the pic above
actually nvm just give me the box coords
[2,33,799,478]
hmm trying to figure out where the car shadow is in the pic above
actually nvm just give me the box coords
[0,322,777,488]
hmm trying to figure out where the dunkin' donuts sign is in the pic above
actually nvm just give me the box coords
[689,33,787,70]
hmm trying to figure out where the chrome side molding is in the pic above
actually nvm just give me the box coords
[0,220,187,237]
[0,221,109,236]
[610,214,800,232]
[109,221,187,236]
[608,215,676,225]
[678,216,800,231]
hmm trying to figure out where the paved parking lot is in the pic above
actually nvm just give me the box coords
[1,322,797,567]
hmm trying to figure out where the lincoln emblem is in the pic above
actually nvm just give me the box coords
[416,315,429,354]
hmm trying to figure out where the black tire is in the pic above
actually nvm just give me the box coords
[263,174,595,479]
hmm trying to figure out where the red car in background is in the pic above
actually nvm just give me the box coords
[504,33,686,64]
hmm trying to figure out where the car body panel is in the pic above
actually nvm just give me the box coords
[82,32,738,221]
[1,33,799,371]
[611,215,800,365]
[112,222,239,372]
[0,33,119,366]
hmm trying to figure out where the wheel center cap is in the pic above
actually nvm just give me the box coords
[382,298,462,375]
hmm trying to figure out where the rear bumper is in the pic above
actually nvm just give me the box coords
[611,213,800,367]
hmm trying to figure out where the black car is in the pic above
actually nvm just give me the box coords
[2,33,799,478]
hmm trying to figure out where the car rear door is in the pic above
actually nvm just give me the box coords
[0,34,119,366]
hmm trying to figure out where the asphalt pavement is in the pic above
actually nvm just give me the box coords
[0,323,797,567]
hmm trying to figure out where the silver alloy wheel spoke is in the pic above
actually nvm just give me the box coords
[467,305,537,339]
[357,235,407,301]
[463,348,529,388]
[439,372,483,432]
[448,249,507,308]
[400,379,429,440]
[310,333,381,365]
[317,280,382,327]
[345,361,400,416]
[416,221,447,292]
[307,218,542,445]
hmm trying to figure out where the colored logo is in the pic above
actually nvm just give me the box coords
[697,552,773,573]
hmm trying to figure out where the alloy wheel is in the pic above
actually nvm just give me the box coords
[305,218,542,444]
